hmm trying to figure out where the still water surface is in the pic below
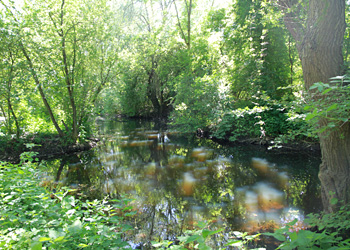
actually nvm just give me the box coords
[44,119,322,248]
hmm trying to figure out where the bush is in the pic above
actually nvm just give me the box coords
[212,104,313,143]
[170,75,221,133]
[264,202,350,250]
[0,152,132,249]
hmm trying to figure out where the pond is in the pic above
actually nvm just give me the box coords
[43,119,322,249]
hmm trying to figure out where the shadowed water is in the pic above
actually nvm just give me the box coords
[43,119,322,248]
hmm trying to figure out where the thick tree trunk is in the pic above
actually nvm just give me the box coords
[147,69,161,117]
[319,121,350,212]
[299,1,345,90]
[279,0,348,212]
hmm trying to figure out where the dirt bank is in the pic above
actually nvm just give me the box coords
[0,135,99,163]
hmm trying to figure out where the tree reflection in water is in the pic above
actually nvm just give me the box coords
[44,119,321,248]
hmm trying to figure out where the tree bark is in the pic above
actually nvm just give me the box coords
[147,67,161,117]
[7,98,20,139]
[278,0,348,212]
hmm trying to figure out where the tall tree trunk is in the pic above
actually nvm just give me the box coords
[59,0,78,142]
[279,0,348,212]
[7,98,20,139]
[0,105,8,129]
[20,42,65,138]
[174,0,192,49]
[147,68,161,117]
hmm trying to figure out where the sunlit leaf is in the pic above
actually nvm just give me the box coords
[198,243,212,250]
[51,235,64,242]
[68,219,82,233]
[78,243,89,248]
[30,241,42,250]
[224,240,242,247]
[38,237,51,242]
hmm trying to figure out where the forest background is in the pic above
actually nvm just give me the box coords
[1,0,350,248]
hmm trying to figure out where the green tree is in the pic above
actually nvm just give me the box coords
[222,0,298,104]
[1,0,119,142]
[0,15,23,139]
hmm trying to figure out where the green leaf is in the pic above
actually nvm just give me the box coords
[202,228,224,239]
[198,243,212,250]
[326,104,338,112]
[305,113,316,121]
[54,236,65,242]
[125,211,137,216]
[68,219,82,233]
[330,198,338,205]
[184,235,200,244]
[288,218,298,226]
[38,237,51,242]
[224,240,242,247]
[322,88,333,94]
[30,241,42,250]
[274,233,286,242]
[197,221,206,229]
[78,243,89,248]
[328,122,336,128]
[289,232,298,241]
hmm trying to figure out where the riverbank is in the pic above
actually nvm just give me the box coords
[210,135,321,154]
[193,125,321,155]
[0,122,320,163]
[0,134,99,163]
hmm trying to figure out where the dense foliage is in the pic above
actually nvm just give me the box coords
[0,0,310,143]
[0,151,133,249]
[265,202,350,250]
[0,0,349,145]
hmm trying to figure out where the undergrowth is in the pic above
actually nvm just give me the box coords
[0,151,133,249]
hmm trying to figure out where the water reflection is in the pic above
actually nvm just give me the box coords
[44,119,322,248]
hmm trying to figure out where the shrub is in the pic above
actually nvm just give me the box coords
[0,152,132,250]
[212,104,313,143]
[264,202,350,250]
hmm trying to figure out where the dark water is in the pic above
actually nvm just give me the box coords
[43,119,322,248]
